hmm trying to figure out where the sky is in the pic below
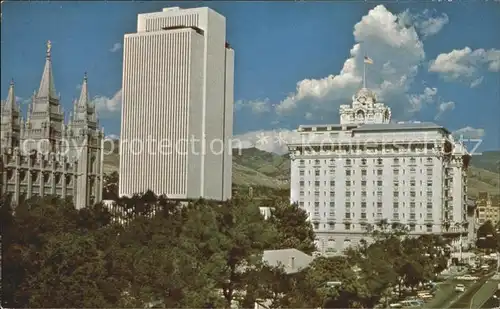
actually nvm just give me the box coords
[1,1,499,154]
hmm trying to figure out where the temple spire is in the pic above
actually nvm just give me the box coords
[4,79,19,112]
[36,40,58,99]
[72,72,97,127]
[77,72,89,107]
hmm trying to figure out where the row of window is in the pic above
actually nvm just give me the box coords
[300,167,435,177]
[311,211,435,220]
[312,222,435,232]
[299,190,434,197]
[301,201,438,208]
[299,157,434,166]
[300,179,435,187]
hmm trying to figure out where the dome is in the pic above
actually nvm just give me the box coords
[353,87,377,102]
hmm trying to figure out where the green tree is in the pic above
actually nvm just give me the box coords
[268,198,316,254]
[476,220,498,250]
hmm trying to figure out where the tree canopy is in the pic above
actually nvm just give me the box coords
[2,185,449,308]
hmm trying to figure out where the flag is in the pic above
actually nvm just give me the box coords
[364,56,373,64]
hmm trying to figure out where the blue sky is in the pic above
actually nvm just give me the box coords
[1,1,499,153]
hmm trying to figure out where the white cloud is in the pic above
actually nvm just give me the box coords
[412,10,449,38]
[233,129,298,154]
[76,84,82,90]
[434,101,455,120]
[452,126,485,139]
[109,42,122,53]
[429,47,500,86]
[235,98,272,114]
[93,89,122,118]
[105,134,120,140]
[273,5,429,120]
[470,77,484,88]
[408,87,438,112]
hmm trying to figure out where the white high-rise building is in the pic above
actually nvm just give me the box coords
[119,7,234,201]
[287,87,472,255]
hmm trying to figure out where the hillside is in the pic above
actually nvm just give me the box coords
[102,141,499,196]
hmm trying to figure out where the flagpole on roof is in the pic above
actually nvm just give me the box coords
[363,52,366,89]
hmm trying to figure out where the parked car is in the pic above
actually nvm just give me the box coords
[455,284,465,292]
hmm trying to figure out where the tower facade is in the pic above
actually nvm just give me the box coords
[0,42,104,209]
[119,7,234,201]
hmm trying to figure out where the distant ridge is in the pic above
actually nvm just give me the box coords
[102,139,499,196]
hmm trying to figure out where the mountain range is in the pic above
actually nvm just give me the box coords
[102,140,499,197]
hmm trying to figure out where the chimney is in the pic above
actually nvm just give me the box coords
[289,256,295,270]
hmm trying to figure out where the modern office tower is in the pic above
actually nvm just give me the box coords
[0,42,104,209]
[287,87,472,256]
[119,7,234,201]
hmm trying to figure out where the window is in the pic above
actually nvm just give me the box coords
[346,170,351,176]
[410,168,416,173]
[330,191,335,197]
[299,159,305,165]
[427,180,433,187]
[410,191,416,197]
[361,213,367,219]
[410,213,416,220]
[427,191,433,197]
[361,169,367,176]
[314,191,320,196]
[345,223,351,230]
[393,191,399,197]
[410,157,416,164]
[377,180,383,187]
[377,169,383,176]
[427,168,433,175]
[330,201,335,207]
[426,225,432,232]
[329,169,335,175]
[410,202,416,208]
[299,181,304,186]
[394,158,399,163]
[315,181,320,186]
[427,158,433,163]
[409,224,416,231]
[300,191,304,196]
[299,170,304,176]
[346,180,351,187]
[361,201,367,208]
[427,202,432,209]
[346,191,351,197]
[393,202,399,208]
[362,158,367,165]
[299,202,304,207]
[330,181,335,186]
[345,212,351,219]
[410,180,416,187]
[377,202,382,208]
[393,169,399,175]
[377,191,382,197]
[315,170,320,176]
[361,191,367,197]
[315,159,320,165]
[345,202,351,208]
[346,159,351,165]
[314,202,320,207]
[361,180,367,186]
[377,158,383,165]
[393,213,399,219]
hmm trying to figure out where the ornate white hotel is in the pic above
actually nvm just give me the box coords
[119,7,234,201]
[287,87,473,255]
